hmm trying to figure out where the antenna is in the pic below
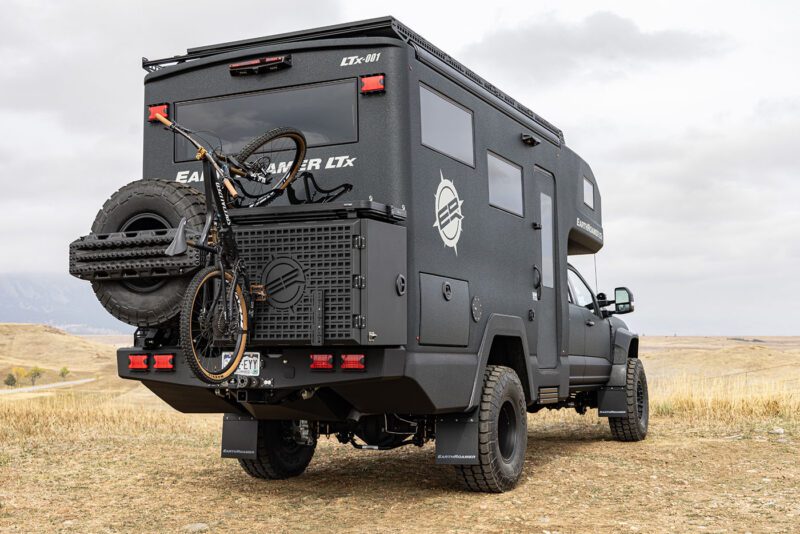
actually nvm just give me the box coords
[593,254,599,292]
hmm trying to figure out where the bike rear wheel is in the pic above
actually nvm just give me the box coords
[180,266,249,384]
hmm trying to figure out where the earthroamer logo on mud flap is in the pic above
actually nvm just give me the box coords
[433,171,464,255]
[175,155,356,183]
[576,217,603,240]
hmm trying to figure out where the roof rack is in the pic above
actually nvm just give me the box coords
[141,16,564,144]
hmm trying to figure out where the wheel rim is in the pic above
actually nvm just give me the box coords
[120,213,171,293]
[497,400,518,462]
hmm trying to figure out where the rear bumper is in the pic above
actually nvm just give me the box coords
[117,346,478,419]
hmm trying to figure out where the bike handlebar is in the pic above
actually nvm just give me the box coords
[154,113,173,128]
[154,113,238,198]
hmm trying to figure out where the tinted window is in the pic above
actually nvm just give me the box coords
[420,85,474,166]
[583,177,595,209]
[568,269,594,308]
[174,80,357,161]
[487,152,523,216]
[540,193,554,288]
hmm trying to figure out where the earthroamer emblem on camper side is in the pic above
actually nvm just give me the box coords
[433,171,464,254]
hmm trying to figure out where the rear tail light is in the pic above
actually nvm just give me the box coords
[309,354,334,371]
[360,74,385,94]
[229,55,292,76]
[147,104,168,122]
[128,354,148,370]
[341,354,365,371]
[153,354,174,371]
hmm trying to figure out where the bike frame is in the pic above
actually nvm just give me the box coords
[154,113,251,328]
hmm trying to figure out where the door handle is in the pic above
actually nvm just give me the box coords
[585,319,595,327]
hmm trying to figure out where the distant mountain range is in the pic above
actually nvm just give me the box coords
[0,273,133,335]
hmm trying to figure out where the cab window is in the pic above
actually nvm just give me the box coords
[567,269,594,309]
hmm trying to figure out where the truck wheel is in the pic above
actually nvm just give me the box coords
[455,365,527,493]
[609,358,649,442]
[89,179,205,327]
[238,421,316,479]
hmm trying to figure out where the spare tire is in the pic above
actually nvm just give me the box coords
[90,179,206,327]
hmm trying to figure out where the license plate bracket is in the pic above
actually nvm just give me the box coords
[221,352,261,377]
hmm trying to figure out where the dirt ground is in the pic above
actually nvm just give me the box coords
[1,328,798,533]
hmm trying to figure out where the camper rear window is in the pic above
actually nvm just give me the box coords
[419,84,474,166]
[174,80,358,162]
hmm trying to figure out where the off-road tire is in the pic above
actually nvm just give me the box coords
[238,421,316,479]
[90,179,205,327]
[455,365,527,493]
[609,358,649,442]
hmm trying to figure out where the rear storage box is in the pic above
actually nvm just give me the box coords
[231,202,407,346]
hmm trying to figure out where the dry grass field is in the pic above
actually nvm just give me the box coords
[1,325,798,533]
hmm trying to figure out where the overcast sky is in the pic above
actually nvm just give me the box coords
[2,1,798,335]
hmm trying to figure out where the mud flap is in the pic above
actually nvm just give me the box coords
[597,387,628,418]
[435,411,479,464]
[221,413,258,459]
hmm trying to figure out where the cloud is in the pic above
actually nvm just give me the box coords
[573,97,800,335]
[460,12,731,85]
[0,0,344,274]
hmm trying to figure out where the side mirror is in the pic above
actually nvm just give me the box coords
[614,287,634,314]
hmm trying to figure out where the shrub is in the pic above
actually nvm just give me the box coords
[28,367,43,386]
[3,373,15,387]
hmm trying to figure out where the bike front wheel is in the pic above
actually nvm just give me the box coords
[236,127,307,201]
[180,266,249,384]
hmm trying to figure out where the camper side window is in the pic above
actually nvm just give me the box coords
[583,177,595,209]
[419,84,474,166]
[487,152,523,216]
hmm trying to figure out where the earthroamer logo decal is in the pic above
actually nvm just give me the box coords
[433,171,464,255]
[175,155,356,183]
[576,217,603,240]
[262,257,308,310]
[340,52,381,66]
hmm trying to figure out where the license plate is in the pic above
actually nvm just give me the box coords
[221,352,261,376]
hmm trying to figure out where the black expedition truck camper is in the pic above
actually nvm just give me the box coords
[69,17,646,492]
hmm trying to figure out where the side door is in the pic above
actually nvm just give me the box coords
[528,168,558,368]
[566,283,587,381]
[567,267,612,383]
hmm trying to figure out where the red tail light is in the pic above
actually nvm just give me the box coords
[360,74,385,94]
[153,354,174,371]
[341,354,365,371]
[128,354,148,370]
[310,354,334,370]
[147,104,168,122]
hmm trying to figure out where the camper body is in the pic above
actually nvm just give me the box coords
[73,17,644,492]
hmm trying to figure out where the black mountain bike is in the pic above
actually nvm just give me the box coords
[152,113,349,383]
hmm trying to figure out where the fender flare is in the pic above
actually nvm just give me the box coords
[606,327,639,387]
[465,313,533,411]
